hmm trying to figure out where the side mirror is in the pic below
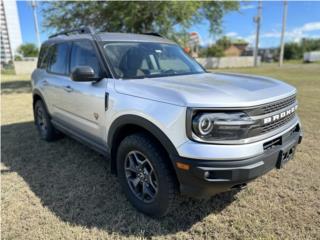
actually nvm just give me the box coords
[71,66,100,82]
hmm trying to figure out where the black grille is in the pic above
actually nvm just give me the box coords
[247,95,296,116]
[261,113,295,134]
[247,95,297,137]
[249,113,296,137]
[261,95,296,115]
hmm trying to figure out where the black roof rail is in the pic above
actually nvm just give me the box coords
[142,32,163,38]
[49,27,95,39]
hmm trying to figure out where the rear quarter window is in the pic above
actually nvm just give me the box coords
[37,44,51,69]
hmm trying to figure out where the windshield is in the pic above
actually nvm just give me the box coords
[102,42,205,79]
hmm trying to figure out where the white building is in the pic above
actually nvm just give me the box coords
[1,0,23,64]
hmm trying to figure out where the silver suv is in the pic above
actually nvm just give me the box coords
[32,27,302,217]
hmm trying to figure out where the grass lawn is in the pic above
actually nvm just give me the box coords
[1,64,320,239]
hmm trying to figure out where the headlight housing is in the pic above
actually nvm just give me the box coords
[187,109,257,142]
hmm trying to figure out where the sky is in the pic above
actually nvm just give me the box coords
[18,1,320,48]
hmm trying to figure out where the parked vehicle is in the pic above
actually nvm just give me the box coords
[32,27,303,217]
[303,51,320,62]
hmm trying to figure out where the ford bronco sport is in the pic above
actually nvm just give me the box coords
[32,27,303,217]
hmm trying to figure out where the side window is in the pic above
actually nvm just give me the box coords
[70,40,102,76]
[48,42,70,75]
[37,44,50,69]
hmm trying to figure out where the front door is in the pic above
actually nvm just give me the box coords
[60,40,108,145]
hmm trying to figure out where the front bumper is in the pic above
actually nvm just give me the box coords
[174,124,302,198]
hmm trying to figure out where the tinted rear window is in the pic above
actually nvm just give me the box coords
[37,44,51,69]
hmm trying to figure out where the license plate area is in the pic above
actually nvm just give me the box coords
[276,145,296,169]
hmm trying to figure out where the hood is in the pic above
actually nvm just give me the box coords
[114,72,296,108]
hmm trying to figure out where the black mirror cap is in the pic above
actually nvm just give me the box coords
[71,66,101,82]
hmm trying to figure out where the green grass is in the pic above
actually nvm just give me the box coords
[2,64,320,239]
[1,74,30,80]
[1,68,16,75]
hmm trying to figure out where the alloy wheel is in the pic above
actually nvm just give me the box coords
[36,106,48,135]
[124,150,158,203]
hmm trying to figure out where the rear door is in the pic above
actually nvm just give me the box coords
[44,41,73,122]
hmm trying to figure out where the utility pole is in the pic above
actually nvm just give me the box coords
[279,0,288,67]
[30,0,41,47]
[253,1,262,67]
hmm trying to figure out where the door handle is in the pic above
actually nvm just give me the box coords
[64,85,73,92]
[42,80,49,86]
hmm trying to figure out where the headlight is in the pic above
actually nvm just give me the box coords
[197,114,214,135]
[188,110,256,142]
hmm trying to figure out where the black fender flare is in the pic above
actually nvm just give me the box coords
[32,89,52,121]
[32,89,45,108]
[107,114,179,173]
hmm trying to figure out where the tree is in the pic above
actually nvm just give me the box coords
[216,36,232,50]
[17,43,39,58]
[172,29,190,49]
[278,38,320,60]
[301,38,320,52]
[206,45,225,57]
[41,2,239,36]
[199,36,237,57]
[14,55,22,61]
[283,42,302,60]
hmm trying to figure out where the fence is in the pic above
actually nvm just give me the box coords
[14,58,37,75]
[196,56,260,69]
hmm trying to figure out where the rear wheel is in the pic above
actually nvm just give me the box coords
[117,133,178,217]
[34,100,60,141]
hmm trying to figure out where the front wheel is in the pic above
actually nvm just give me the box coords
[117,133,178,217]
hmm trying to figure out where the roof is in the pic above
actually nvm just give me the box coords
[98,32,174,44]
[44,32,174,45]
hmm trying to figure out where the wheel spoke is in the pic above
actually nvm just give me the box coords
[42,119,47,129]
[125,166,138,174]
[126,155,138,173]
[133,152,146,166]
[37,113,43,124]
[148,176,158,193]
[142,182,154,199]
[128,176,140,188]
[143,167,149,175]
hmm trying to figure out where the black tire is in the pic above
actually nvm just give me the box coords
[117,133,178,217]
[34,100,60,141]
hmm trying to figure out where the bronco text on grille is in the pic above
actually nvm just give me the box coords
[246,95,298,138]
